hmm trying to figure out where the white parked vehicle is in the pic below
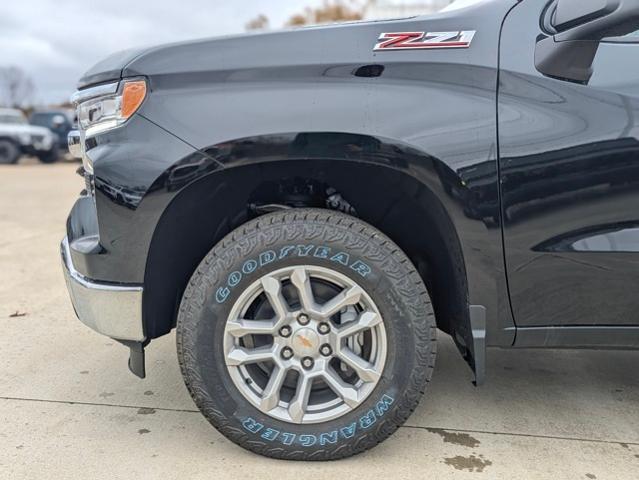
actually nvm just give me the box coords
[0,108,58,164]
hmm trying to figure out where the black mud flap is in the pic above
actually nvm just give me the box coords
[117,340,148,379]
[453,305,486,386]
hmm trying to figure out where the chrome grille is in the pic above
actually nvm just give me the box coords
[85,173,95,196]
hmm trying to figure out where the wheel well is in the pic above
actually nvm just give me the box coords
[143,160,468,339]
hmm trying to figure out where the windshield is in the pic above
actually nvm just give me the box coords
[31,113,63,126]
[0,114,27,125]
[620,30,639,39]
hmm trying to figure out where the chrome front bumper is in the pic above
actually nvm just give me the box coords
[61,237,145,342]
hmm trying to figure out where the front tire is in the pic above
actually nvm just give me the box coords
[177,209,436,460]
[37,147,59,164]
[0,139,20,164]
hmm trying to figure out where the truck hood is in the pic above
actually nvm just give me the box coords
[78,22,390,89]
[78,47,149,89]
[77,0,515,90]
[0,124,53,137]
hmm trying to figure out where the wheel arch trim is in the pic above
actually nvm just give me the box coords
[141,131,513,379]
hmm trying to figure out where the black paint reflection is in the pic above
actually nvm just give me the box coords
[534,223,639,253]
[501,138,639,224]
[498,1,639,329]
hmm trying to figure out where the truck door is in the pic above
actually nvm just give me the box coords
[498,0,639,343]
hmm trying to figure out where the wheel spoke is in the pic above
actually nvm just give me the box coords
[226,345,277,366]
[260,364,288,412]
[288,373,313,423]
[261,276,289,321]
[319,285,363,318]
[290,267,317,313]
[337,347,381,383]
[335,311,381,339]
[226,318,276,337]
[321,367,359,408]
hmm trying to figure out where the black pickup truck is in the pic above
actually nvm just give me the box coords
[62,0,639,460]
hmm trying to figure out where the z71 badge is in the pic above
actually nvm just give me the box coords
[373,31,476,51]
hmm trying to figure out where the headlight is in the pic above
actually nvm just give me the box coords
[76,79,147,137]
[17,133,31,145]
[42,132,54,149]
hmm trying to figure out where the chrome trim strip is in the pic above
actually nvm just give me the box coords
[70,81,119,105]
[61,237,145,341]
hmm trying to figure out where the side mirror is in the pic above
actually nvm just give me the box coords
[535,0,639,84]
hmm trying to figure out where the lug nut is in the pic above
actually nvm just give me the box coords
[279,325,292,338]
[301,357,314,370]
[320,344,332,357]
[297,313,310,325]
[281,347,294,360]
[317,322,331,334]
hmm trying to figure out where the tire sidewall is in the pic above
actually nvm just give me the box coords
[37,147,59,164]
[0,140,20,164]
[177,211,434,458]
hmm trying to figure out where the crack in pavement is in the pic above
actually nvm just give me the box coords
[0,395,199,414]
[403,424,639,448]
[2,395,638,448]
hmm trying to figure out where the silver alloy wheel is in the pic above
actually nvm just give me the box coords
[223,265,387,424]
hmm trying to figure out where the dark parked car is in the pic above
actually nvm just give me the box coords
[30,109,75,154]
[61,0,639,461]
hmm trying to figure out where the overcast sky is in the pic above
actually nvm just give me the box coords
[1,0,338,104]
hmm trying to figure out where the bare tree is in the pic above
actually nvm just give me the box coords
[246,14,270,31]
[247,1,365,31]
[286,0,364,27]
[0,66,35,108]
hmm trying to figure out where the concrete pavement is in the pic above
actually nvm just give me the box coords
[1,162,638,479]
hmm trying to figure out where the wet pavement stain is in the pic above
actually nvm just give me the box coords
[138,429,151,435]
[427,428,481,448]
[444,454,492,473]
[137,407,156,415]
